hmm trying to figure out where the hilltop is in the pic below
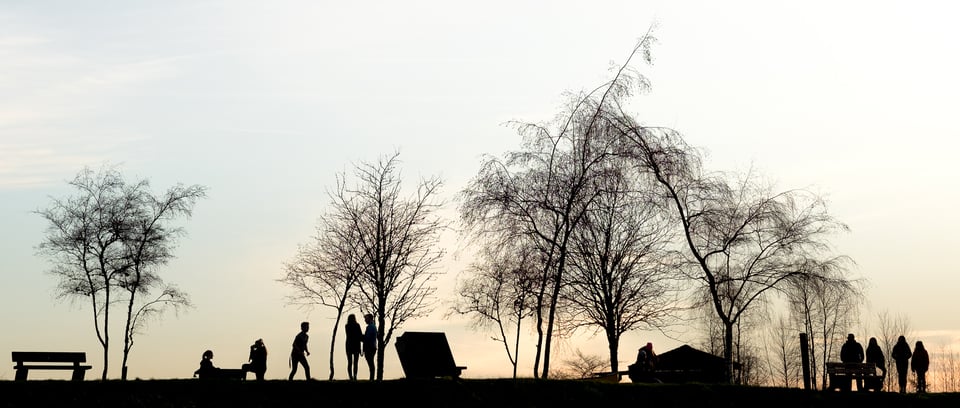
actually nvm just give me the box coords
[2,379,957,408]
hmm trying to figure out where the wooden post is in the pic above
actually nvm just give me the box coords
[800,332,811,390]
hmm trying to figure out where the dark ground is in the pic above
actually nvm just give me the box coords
[1,378,958,408]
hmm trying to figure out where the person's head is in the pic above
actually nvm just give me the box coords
[646,342,653,350]
[348,314,357,324]
[202,350,213,360]
[869,337,878,346]
[898,335,907,343]
[916,341,925,350]
[300,321,310,332]
[847,333,855,341]
[364,313,374,324]
[255,338,263,347]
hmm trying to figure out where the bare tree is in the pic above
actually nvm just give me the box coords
[333,151,447,381]
[783,262,862,389]
[765,315,802,388]
[458,30,659,379]
[562,164,681,375]
[449,240,538,378]
[618,128,853,383]
[876,310,912,391]
[35,164,205,380]
[280,209,366,379]
[556,349,608,379]
[117,182,205,379]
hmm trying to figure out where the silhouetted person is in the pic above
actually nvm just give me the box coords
[242,339,268,381]
[865,337,886,379]
[345,314,363,380]
[288,321,311,380]
[637,342,658,371]
[840,333,865,391]
[912,340,929,393]
[891,335,912,393]
[362,313,377,381]
[194,350,220,379]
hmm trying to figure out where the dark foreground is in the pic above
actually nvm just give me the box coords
[2,379,958,408]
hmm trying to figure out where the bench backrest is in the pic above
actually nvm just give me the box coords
[12,352,87,364]
[826,362,877,375]
[395,332,462,378]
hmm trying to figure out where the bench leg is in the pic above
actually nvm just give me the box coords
[15,368,28,381]
[72,369,86,381]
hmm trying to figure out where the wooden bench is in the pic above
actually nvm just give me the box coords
[825,362,883,391]
[12,351,92,381]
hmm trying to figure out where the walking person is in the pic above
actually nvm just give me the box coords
[288,321,311,380]
[891,335,913,393]
[362,313,378,381]
[840,333,865,391]
[912,340,930,393]
[344,314,363,380]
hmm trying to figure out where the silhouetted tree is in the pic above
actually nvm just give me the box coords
[876,310,912,391]
[336,151,446,381]
[459,30,658,379]
[766,314,802,388]
[449,239,538,379]
[557,349,607,379]
[35,164,205,380]
[783,261,862,389]
[563,164,681,375]
[280,209,366,380]
[618,126,852,384]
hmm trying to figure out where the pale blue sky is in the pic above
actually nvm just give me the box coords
[2,0,959,380]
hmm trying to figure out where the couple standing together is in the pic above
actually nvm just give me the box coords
[288,314,378,381]
[346,313,378,381]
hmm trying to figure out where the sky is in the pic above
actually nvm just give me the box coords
[2,0,959,381]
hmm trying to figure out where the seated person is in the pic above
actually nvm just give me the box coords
[193,350,221,379]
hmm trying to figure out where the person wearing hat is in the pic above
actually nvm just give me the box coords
[840,333,865,391]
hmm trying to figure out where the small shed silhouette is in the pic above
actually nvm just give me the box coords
[394,331,467,379]
[630,344,738,384]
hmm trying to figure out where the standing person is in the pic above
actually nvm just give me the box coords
[840,333,865,391]
[243,339,268,381]
[865,337,886,378]
[344,314,363,380]
[362,313,378,381]
[912,340,930,393]
[288,321,311,380]
[891,335,913,393]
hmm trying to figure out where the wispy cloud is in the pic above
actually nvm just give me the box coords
[0,27,183,190]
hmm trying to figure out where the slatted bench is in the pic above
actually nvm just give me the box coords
[12,351,93,381]
[825,362,883,391]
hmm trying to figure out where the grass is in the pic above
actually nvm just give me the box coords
[1,378,958,408]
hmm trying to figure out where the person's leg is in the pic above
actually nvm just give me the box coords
[350,353,359,380]
[302,358,311,380]
[288,362,298,380]
[365,351,376,380]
